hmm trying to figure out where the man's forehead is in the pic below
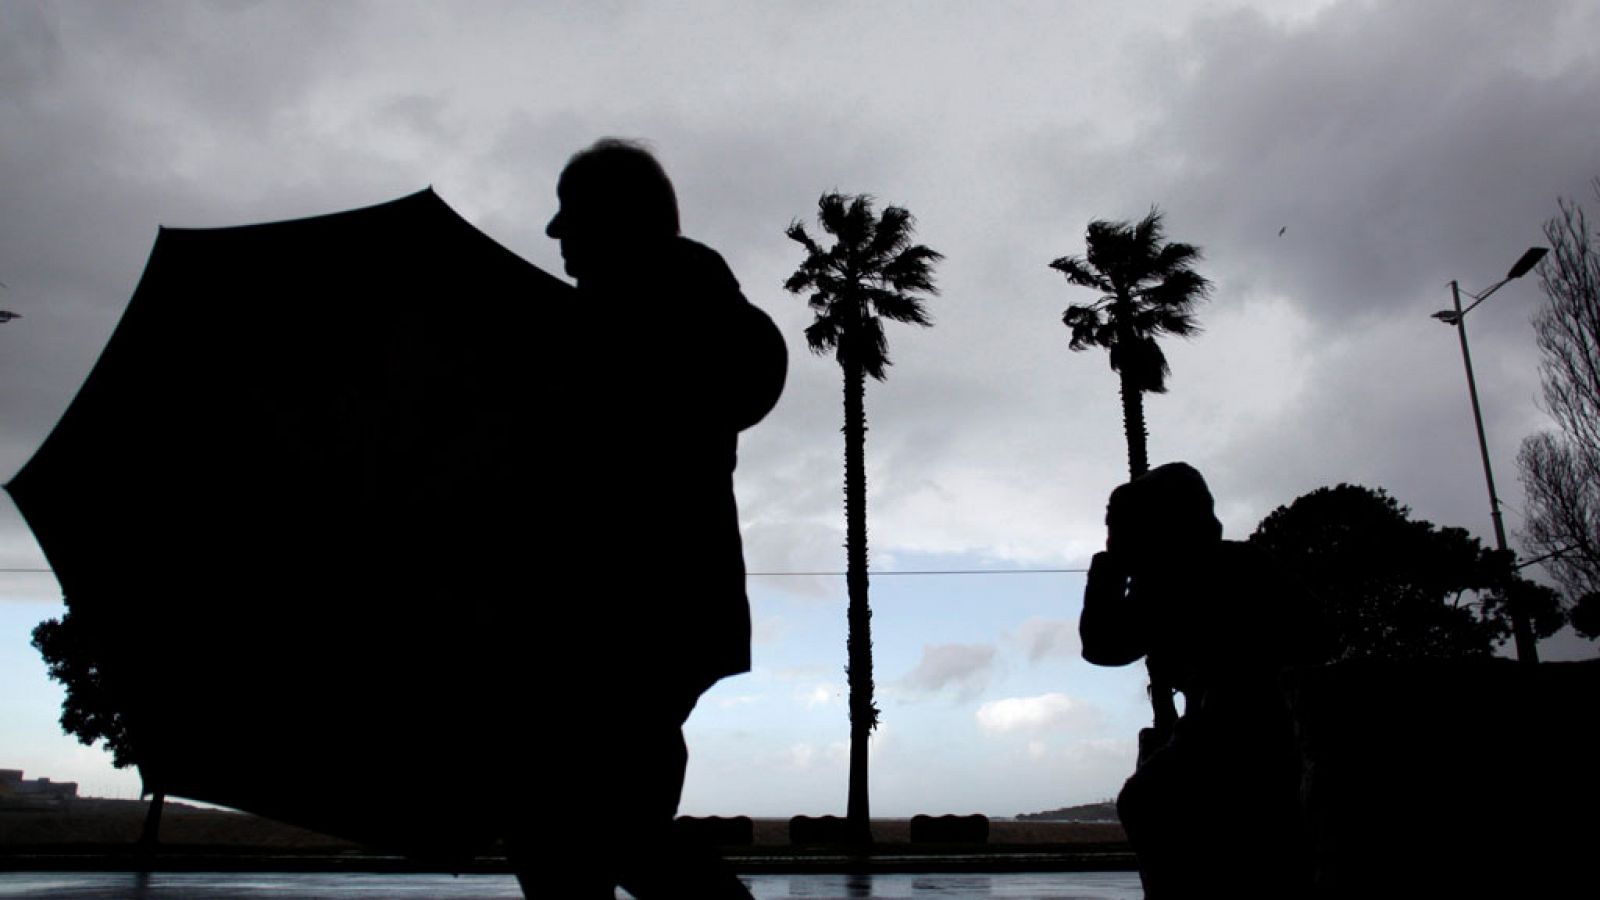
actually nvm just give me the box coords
[556,175,621,207]
[555,174,582,201]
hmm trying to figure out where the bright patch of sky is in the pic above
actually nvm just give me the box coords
[682,555,1144,816]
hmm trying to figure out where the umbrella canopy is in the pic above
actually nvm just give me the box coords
[8,189,575,857]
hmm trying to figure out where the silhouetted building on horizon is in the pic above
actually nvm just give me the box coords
[0,768,79,809]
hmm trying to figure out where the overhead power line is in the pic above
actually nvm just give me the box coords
[749,567,1088,576]
[1,566,1090,576]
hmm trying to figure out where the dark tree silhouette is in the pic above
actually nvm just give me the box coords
[32,612,135,765]
[1249,485,1564,661]
[1050,208,1210,480]
[32,609,165,847]
[785,193,941,844]
[1571,591,1600,639]
[1518,179,1600,630]
[1051,207,1210,735]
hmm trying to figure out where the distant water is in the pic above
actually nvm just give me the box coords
[0,871,1144,898]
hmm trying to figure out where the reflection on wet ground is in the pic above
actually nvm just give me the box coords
[0,871,1144,898]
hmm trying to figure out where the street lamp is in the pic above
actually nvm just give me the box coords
[1431,245,1547,664]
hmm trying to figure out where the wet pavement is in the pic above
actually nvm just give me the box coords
[0,871,1144,898]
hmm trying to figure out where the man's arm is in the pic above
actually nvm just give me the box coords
[1080,551,1147,666]
[670,237,787,432]
[724,299,787,432]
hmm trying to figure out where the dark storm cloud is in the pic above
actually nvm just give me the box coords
[991,0,1600,560]
[3,0,1598,596]
[1019,0,1600,328]
[0,1,463,601]
[1167,6,1598,328]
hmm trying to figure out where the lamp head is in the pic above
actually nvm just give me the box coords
[1506,247,1548,280]
[1432,310,1462,325]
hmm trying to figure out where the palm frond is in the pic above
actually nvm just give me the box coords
[1142,268,1211,308]
[1083,219,1131,279]
[867,287,931,326]
[1061,304,1108,351]
[1049,255,1110,293]
[805,317,840,356]
[883,245,943,294]
[1148,307,1202,338]
[1109,336,1170,393]
[856,316,891,380]
[1054,206,1208,398]
[817,192,850,235]
[788,190,940,380]
[869,205,914,261]
[1152,241,1203,277]
[1133,208,1166,254]
[786,221,822,256]
[837,195,875,250]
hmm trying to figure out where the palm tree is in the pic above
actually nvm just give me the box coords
[786,193,941,844]
[1050,207,1210,735]
[1050,208,1210,479]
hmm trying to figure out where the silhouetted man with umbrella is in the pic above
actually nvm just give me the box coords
[509,139,784,898]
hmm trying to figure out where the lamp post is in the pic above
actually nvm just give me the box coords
[1431,246,1546,664]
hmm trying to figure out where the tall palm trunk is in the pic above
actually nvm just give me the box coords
[1118,369,1150,481]
[1115,324,1177,740]
[842,358,875,846]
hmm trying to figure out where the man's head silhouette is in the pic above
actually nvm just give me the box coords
[1105,462,1222,575]
[547,138,680,284]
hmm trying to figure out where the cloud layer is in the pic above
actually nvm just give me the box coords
[976,693,1101,735]
[3,0,1598,815]
[897,643,998,700]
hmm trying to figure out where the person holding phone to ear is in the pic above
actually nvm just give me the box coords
[1079,462,1320,898]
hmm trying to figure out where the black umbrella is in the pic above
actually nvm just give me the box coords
[8,189,574,857]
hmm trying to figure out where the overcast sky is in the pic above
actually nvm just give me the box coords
[3,0,1599,818]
